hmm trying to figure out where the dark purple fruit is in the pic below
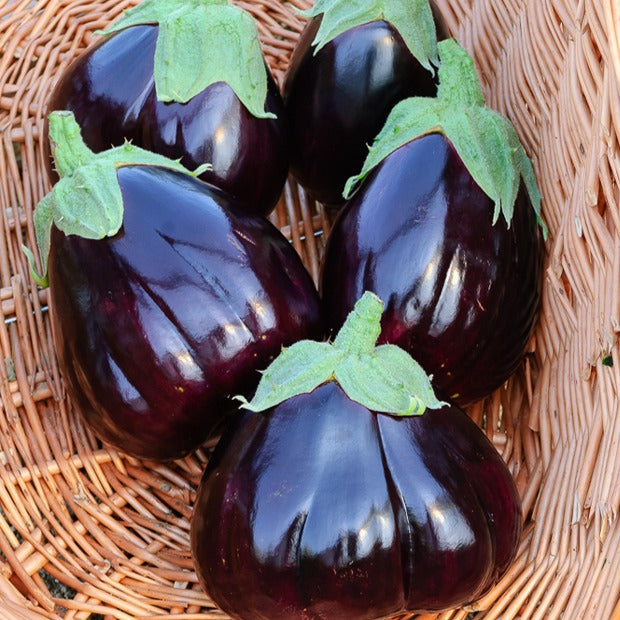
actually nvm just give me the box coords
[321,132,544,405]
[45,24,289,216]
[191,381,522,618]
[283,8,449,207]
[48,165,321,460]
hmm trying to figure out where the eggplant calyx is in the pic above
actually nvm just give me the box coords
[235,291,446,416]
[24,111,210,287]
[99,0,275,118]
[344,38,548,238]
[300,0,439,73]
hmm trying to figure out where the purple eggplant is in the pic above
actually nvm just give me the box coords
[322,133,544,405]
[321,40,546,406]
[191,292,522,618]
[29,112,321,461]
[283,0,449,207]
[44,1,288,216]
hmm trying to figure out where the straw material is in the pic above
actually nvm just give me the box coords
[0,0,618,617]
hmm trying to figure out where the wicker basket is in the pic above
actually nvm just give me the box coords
[0,0,618,618]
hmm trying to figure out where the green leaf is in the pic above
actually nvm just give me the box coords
[343,38,547,236]
[333,354,416,414]
[301,0,439,72]
[23,111,211,287]
[22,245,48,288]
[101,140,212,176]
[104,0,200,29]
[238,291,446,416]
[343,97,443,198]
[370,345,445,410]
[102,0,273,117]
[24,193,54,286]
[440,106,519,225]
[51,161,124,239]
[332,344,445,415]
[382,0,439,73]
[301,0,387,51]
[104,0,228,33]
[500,115,547,235]
[236,341,343,412]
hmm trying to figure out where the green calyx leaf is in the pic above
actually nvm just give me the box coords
[300,0,439,72]
[236,291,446,416]
[101,0,274,118]
[344,38,547,238]
[24,111,210,286]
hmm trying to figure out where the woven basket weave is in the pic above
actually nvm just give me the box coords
[0,0,618,618]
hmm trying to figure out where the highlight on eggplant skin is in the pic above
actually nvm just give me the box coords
[48,166,322,461]
[321,132,545,406]
[44,24,289,216]
[283,4,449,208]
[191,381,522,619]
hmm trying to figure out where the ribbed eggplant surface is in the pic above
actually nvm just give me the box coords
[48,166,321,460]
[45,25,289,215]
[321,133,544,405]
[191,381,522,618]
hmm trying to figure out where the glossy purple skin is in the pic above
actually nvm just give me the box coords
[45,25,289,216]
[321,133,544,406]
[191,382,522,618]
[283,11,449,207]
[47,166,322,460]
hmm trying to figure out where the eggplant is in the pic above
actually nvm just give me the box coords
[321,40,546,405]
[322,132,544,405]
[191,292,522,618]
[28,112,321,461]
[283,0,449,207]
[44,0,288,216]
